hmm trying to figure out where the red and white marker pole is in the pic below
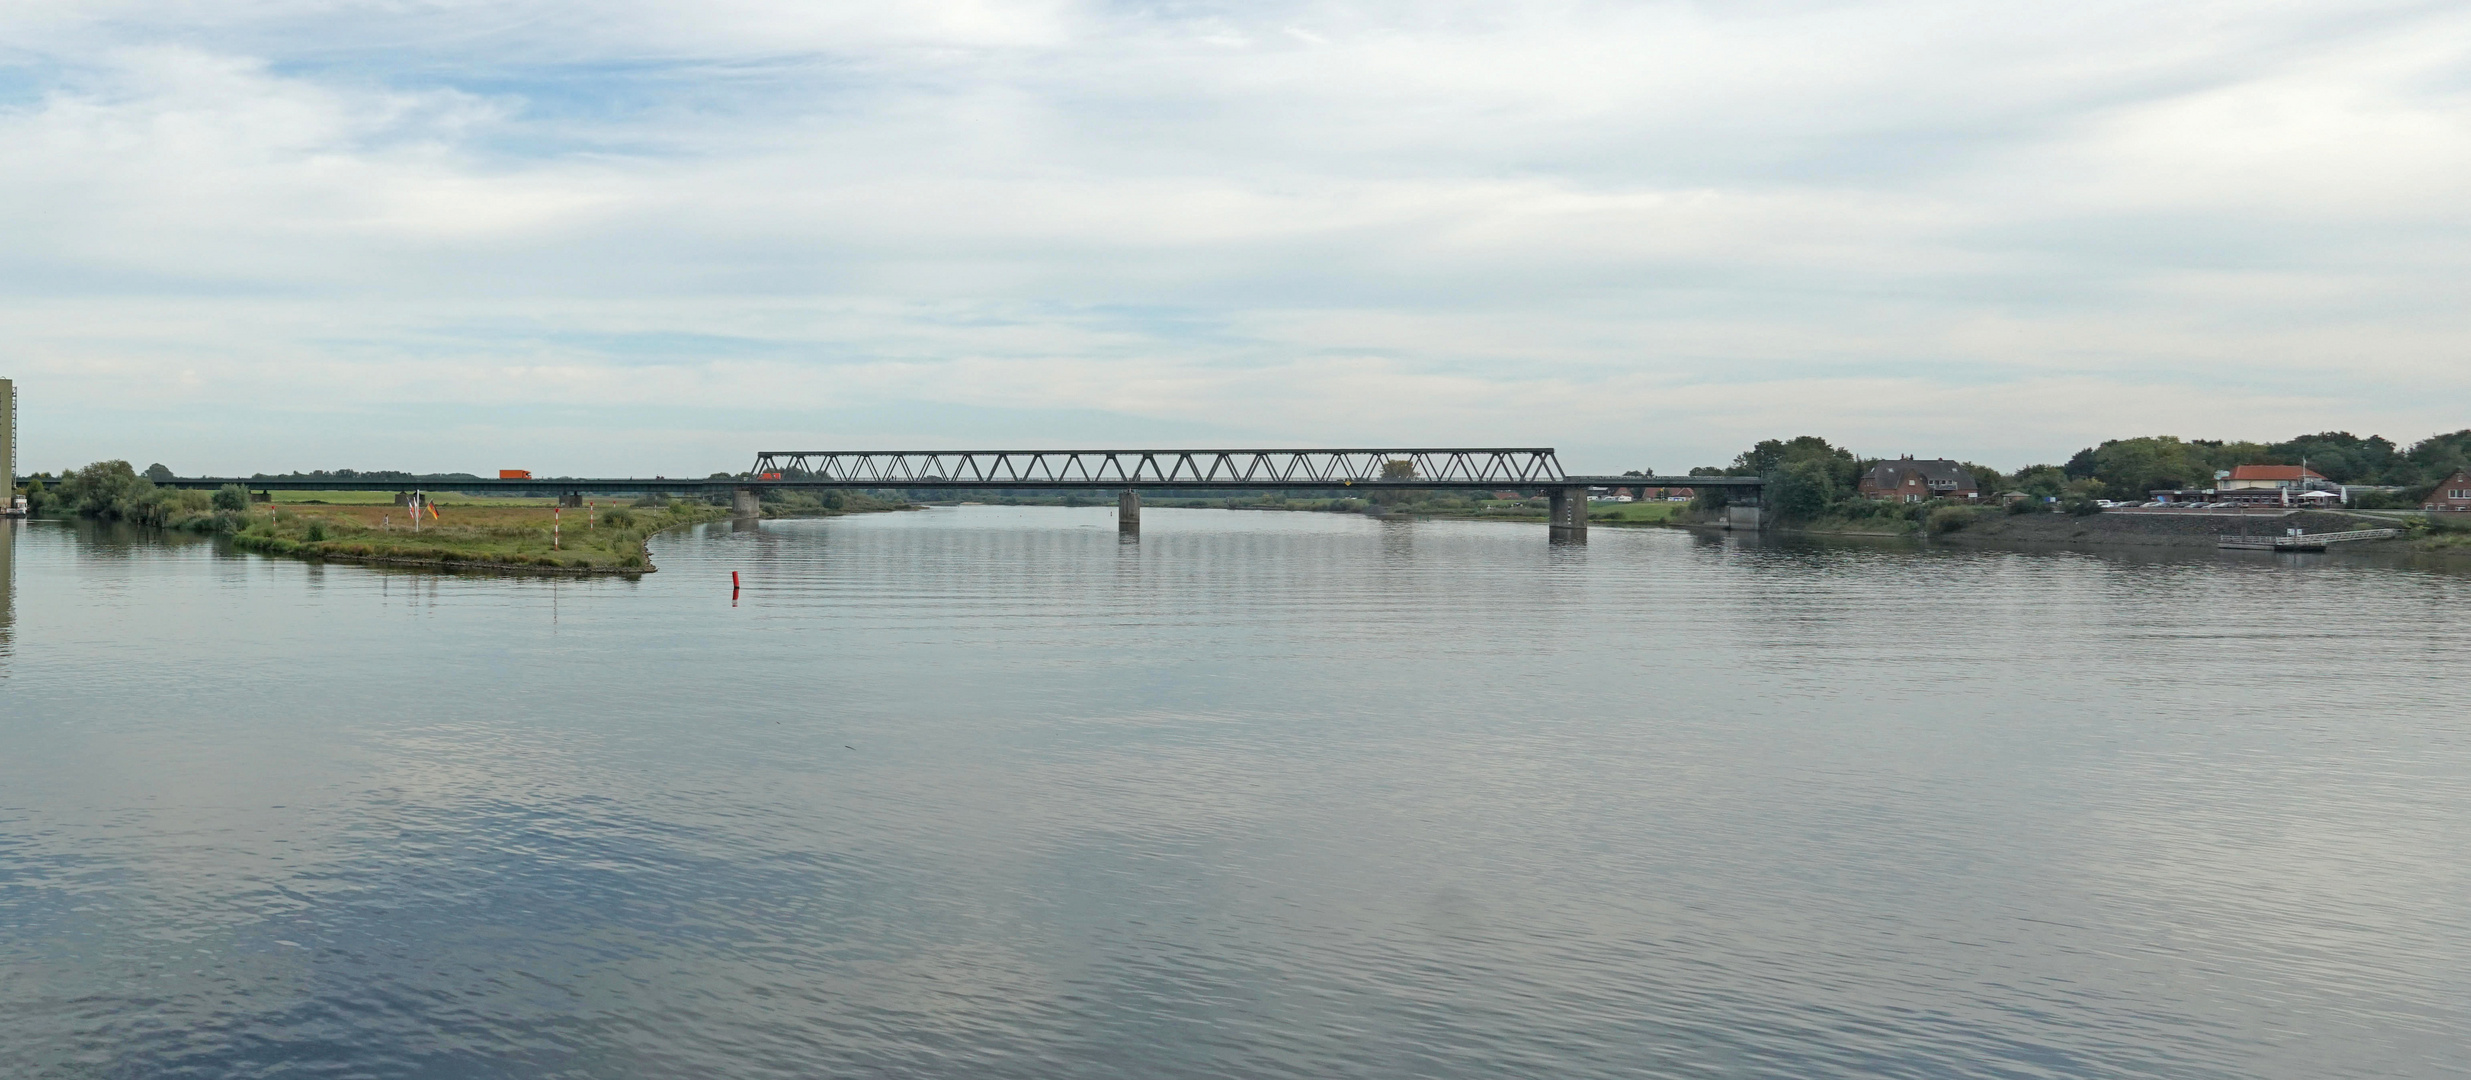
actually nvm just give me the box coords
[553,506,562,550]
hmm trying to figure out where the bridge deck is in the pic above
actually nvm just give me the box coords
[159,448,1760,494]
[158,474,1758,493]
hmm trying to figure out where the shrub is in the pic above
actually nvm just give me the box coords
[304,521,327,542]
[1927,506,1980,534]
[2006,498,2042,515]
[602,508,637,528]
[2065,498,2104,517]
[212,484,249,512]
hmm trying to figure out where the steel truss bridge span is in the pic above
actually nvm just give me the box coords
[747,448,1578,489]
[155,448,1769,540]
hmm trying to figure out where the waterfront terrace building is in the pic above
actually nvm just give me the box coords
[1857,458,1980,503]
[2426,469,2471,512]
[2221,464,2333,492]
[2217,464,2335,506]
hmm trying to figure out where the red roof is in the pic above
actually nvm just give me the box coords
[2226,464,2327,481]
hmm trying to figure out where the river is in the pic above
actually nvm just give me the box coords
[3,508,2466,1078]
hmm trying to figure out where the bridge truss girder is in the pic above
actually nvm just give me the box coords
[747,448,1567,488]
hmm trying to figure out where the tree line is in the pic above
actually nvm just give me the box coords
[1685,429,2471,523]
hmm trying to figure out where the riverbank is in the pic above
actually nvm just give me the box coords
[1772,505,2471,559]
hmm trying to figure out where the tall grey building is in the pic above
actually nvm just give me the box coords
[1,377,14,494]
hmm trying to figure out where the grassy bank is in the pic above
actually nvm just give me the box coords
[215,498,733,572]
[214,488,916,571]
[26,462,928,574]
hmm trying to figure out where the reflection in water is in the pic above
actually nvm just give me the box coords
[1,508,2468,1079]
[0,521,12,671]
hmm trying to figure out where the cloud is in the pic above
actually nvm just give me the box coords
[1,0,2465,474]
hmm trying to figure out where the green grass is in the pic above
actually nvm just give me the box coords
[1587,500,1693,525]
[197,500,733,571]
[269,490,561,506]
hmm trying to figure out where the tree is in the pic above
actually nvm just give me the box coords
[2088,437,2199,498]
[1768,458,1837,521]
[2010,465,2068,498]
[2404,429,2471,483]
[2269,432,2397,484]
[212,484,250,512]
[59,461,162,522]
[144,463,175,482]
[2081,436,2275,499]
[1731,436,1852,477]
[1960,462,2007,496]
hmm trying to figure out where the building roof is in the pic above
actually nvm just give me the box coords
[2225,464,2328,482]
[1861,459,1977,488]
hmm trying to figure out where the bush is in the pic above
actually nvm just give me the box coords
[602,508,637,528]
[305,521,327,542]
[1927,506,1982,534]
[212,484,249,512]
[2006,498,2042,515]
[2065,498,2104,517]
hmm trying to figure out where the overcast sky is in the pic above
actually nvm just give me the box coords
[4,0,2465,476]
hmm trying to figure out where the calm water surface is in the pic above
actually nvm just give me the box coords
[2,509,2467,1078]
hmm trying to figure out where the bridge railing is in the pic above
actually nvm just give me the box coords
[746,449,1568,486]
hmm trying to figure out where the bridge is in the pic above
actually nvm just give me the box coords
[162,448,1768,540]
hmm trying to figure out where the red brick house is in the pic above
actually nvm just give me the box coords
[2425,469,2471,511]
[1858,458,1980,502]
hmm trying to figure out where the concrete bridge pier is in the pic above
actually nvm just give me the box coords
[1722,485,1766,531]
[732,486,762,518]
[1548,487,1588,542]
[1118,490,1141,534]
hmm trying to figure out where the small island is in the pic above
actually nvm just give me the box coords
[17,461,903,574]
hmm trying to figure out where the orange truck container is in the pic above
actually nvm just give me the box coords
[500,469,533,479]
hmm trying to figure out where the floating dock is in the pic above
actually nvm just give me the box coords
[2219,528,2402,551]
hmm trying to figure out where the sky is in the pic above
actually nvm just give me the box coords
[3,0,2466,477]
